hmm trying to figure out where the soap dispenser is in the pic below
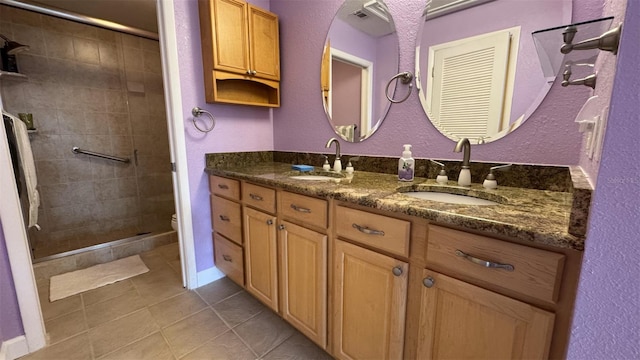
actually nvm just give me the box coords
[398,144,415,181]
[322,155,331,171]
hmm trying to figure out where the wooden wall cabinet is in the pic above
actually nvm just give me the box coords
[198,0,280,107]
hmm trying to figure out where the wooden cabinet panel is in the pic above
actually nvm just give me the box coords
[243,183,276,214]
[279,220,327,348]
[336,206,410,257]
[211,195,242,244]
[244,207,278,311]
[209,175,240,200]
[279,192,328,229]
[248,4,280,80]
[212,0,249,74]
[427,225,565,303]
[417,270,555,359]
[333,240,407,360]
[213,233,244,286]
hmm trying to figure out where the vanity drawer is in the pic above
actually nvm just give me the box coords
[336,206,410,257]
[243,183,276,214]
[427,225,565,304]
[278,191,328,229]
[211,195,242,244]
[209,175,240,200]
[214,233,244,286]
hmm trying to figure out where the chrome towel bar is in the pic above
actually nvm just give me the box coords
[72,146,130,163]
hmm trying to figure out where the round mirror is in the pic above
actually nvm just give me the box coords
[321,0,399,142]
[416,0,572,144]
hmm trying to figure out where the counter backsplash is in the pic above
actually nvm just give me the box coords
[205,151,579,192]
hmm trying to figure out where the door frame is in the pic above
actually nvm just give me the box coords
[1,0,196,356]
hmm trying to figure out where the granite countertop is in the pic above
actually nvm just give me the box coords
[205,162,583,251]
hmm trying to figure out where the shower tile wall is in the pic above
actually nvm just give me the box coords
[0,6,174,258]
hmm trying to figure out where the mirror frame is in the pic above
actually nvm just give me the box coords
[415,0,572,144]
[321,0,400,143]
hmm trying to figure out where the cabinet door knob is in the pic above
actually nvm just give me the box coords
[423,276,435,288]
[266,219,273,225]
[278,224,285,230]
[392,266,403,276]
[246,69,252,75]
[251,70,257,75]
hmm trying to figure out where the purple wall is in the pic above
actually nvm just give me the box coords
[419,0,568,126]
[173,0,274,272]
[0,220,24,342]
[566,0,639,357]
[271,0,603,166]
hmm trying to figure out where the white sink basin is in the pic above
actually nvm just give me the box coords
[403,192,499,205]
[289,175,337,181]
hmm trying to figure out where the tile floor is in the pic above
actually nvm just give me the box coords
[22,242,332,360]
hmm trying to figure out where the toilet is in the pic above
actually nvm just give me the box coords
[171,214,178,231]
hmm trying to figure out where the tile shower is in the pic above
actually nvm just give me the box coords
[0,6,175,259]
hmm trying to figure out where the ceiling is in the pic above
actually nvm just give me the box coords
[24,0,158,34]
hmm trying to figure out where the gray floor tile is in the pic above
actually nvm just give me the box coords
[19,332,92,360]
[44,309,87,345]
[234,310,296,357]
[88,308,160,358]
[85,289,146,328]
[98,332,175,360]
[213,290,266,328]
[181,330,256,360]
[262,332,332,360]
[195,276,243,305]
[148,291,208,328]
[161,308,229,358]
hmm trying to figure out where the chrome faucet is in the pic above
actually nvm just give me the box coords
[453,138,472,186]
[325,137,342,172]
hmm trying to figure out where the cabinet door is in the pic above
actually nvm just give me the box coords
[244,207,278,311]
[279,221,327,349]
[213,0,250,75]
[418,270,555,360]
[333,240,408,360]
[248,4,280,80]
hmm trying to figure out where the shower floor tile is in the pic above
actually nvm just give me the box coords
[22,244,332,360]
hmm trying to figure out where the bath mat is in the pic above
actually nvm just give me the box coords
[49,255,149,301]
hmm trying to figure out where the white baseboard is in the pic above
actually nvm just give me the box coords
[0,336,29,360]
[196,266,225,287]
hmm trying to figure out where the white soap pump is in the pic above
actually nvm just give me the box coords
[430,159,448,184]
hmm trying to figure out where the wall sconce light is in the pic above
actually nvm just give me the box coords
[0,34,30,55]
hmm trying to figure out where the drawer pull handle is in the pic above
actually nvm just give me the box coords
[219,215,230,222]
[249,193,263,201]
[423,276,435,288]
[290,204,311,213]
[455,250,514,272]
[392,266,403,276]
[217,184,229,189]
[352,223,385,236]
[222,255,232,262]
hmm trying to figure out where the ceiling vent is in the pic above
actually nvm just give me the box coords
[359,0,390,23]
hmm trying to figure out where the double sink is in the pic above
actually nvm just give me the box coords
[289,172,501,206]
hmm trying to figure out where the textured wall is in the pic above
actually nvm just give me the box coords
[0,219,24,342]
[173,0,274,271]
[567,0,639,357]
[271,0,603,166]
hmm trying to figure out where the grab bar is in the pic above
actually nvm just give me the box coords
[72,147,130,163]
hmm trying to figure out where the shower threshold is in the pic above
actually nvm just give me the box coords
[32,230,176,264]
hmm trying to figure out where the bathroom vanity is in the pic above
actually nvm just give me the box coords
[205,161,586,359]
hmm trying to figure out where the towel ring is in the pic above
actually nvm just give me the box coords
[191,107,216,133]
[385,71,414,103]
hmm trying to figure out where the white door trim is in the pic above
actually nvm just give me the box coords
[0,112,46,353]
[157,0,197,289]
